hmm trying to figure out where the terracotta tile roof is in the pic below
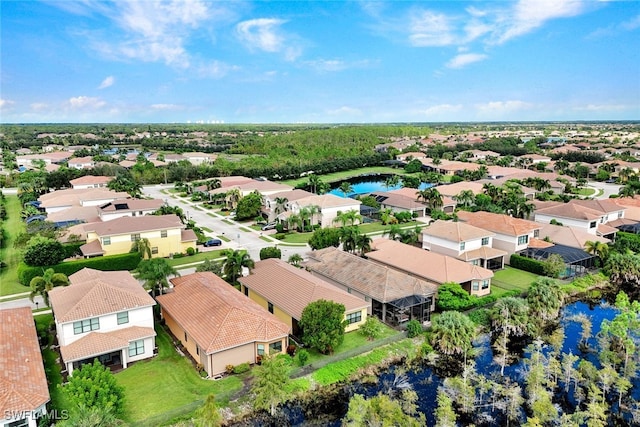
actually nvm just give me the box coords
[435,181,485,197]
[304,247,438,303]
[367,239,493,283]
[49,268,155,323]
[423,220,494,242]
[528,238,555,249]
[239,259,368,320]
[39,188,129,208]
[294,194,361,209]
[597,223,618,236]
[181,229,198,242]
[60,326,155,362]
[98,198,164,213]
[268,189,315,202]
[457,211,541,236]
[84,214,183,236]
[371,192,428,211]
[535,202,603,221]
[47,206,100,223]
[539,223,610,249]
[612,196,640,208]
[571,199,625,214]
[79,239,105,256]
[0,308,50,414]
[157,273,290,354]
[69,175,113,186]
[68,156,94,165]
[457,246,507,262]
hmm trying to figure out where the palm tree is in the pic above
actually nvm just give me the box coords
[130,237,152,260]
[333,209,361,227]
[339,182,353,198]
[339,226,359,254]
[288,213,302,231]
[418,188,443,212]
[455,190,475,208]
[355,233,372,256]
[307,174,320,194]
[29,268,69,307]
[273,197,288,215]
[287,254,303,267]
[222,249,255,285]
[225,188,242,210]
[307,204,320,227]
[584,240,609,262]
[206,178,221,191]
[380,208,396,225]
[619,167,635,183]
[136,258,180,297]
[384,175,400,190]
[482,183,502,204]
[383,224,403,241]
[154,204,187,224]
[299,207,312,231]
[490,297,531,375]
[527,277,564,329]
[430,311,476,357]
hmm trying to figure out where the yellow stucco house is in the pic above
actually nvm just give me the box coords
[238,258,369,337]
[157,272,291,377]
[80,214,197,258]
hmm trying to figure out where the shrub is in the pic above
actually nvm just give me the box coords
[259,246,282,260]
[296,349,309,366]
[225,365,234,375]
[62,242,84,259]
[286,344,297,357]
[359,316,384,341]
[436,282,474,311]
[510,254,545,275]
[467,308,491,327]
[23,236,65,266]
[274,233,287,240]
[405,319,423,338]
[233,363,250,374]
[186,247,196,256]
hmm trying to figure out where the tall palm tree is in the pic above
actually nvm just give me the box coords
[154,205,186,223]
[288,213,302,231]
[225,188,242,210]
[430,311,476,357]
[307,204,320,227]
[355,233,372,256]
[299,207,312,230]
[206,178,221,191]
[339,226,359,254]
[384,175,400,190]
[29,268,70,307]
[273,197,288,215]
[482,183,503,204]
[455,190,475,208]
[584,240,609,262]
[136,258,180,297]
[339,182,353,198]
[383,224,403,241]
[130,237,152,260]
[222,250,255,284]
[418,188,443,212]
[307,174,320,194]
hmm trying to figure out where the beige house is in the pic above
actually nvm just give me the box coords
[0,308,50,427]
[80,214,196,258]
[38,188,129,214]
[367,239,494,296]
[239,259,369,337]
[49,269,156,375]
[286,194,362,228]
[69,175,113,189]
[157,272,291,377]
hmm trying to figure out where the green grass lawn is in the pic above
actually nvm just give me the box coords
[165,250,226,268]
[278,232,314,244]
[358,221,423,234]
[491,266,539,297]
[574,187,596,197]
[116,326,244,425]
[0,195,30,296]
[281,166,408,187]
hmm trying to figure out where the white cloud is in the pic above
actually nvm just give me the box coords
[0,99,15,110]
[476,100,533,115]
[196,61,240,79]
[151,103,183,111]
[303,58,374,73]
[98,76,115,89]
[573,103,628,112]
[409,11,456,46]
[327,106,363,116]
[422,104,463,115]
[30,103,49,112]
[446,53,488,69]
[235,18,302,60]
[589,13,640,38]
[66,96,107,110]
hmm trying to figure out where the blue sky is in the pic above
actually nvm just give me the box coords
[1,0,639,123]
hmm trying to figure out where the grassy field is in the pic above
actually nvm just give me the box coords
[491,266,539,297]
[116,326,244,425]
[0,195,30,296]
[165,250,226,268]
[281,166,408,187]
[275,221,423,244]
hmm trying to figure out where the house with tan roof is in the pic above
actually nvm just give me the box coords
[97,198,165,222]
[371,187,456,216]
[366,239,494,296]
[16,151,71,168]
[0,307,50,427]
[238,259,369,336]
[38,188,129,214]
[422,220,507,271]
[538,222,610,249]
[157,272,290,377]
[80,214,196,258]
[262,189,315,222]
[69,175,113,189]
[287,194,362,228]
[612,196,640,222]
[304,247,438,327]
[48,269,156,375]
[534,199,624,239]
[210,179,294,198]
[181,152,217,165]
[457,211,542,262]
[436,181,485,198]
[420,158,481,176]
[68,156,95,170]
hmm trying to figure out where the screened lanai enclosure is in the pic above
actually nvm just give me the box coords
[521,244,596,279]
[372,295,434,327]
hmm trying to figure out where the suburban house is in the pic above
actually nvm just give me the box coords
[457,210,542,261]
[48,269,156,375]
[304,247,438,327]
[156,272,291,377]
[285,194,362,228]
[419,158,482,176]
[0,307,50,427]
[534,199,624,239]
[238,258,369,336]
[370,187,456,216]
[69,175,113,189]
[209,179,294,199]
[436,181,485,199]
[366,239,494,296]
[181,152,217,165]
[67,156,95,170]
[97,198,165,222]
[262,189,315,222]
[422,220,507,270]
[537,222,610,249]
[80,214,196,258]
[38,188,129,214]
[16,151,71,168]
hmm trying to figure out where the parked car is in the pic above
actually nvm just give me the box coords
[203,239,222,247]
[261,223,277,231]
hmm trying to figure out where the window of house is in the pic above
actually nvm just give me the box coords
[131,233,141,242]
[481,237,489,246]
[117,311,129,325]
[346,311,362,324]
[8,419,29,427]
[184,332,188,342]
[269,341,282,354]
[471,259,480,265]
[257,344,265,355]
[472,282,479,291]
[161,230,167,238]
[139,211,143,216]
[151,247,158,255]
[128,340,144,357]
[73,318,99,334]
[347,288,352,294]
[590,221,597,229]
[460,242,466,250]
[102,237,111,246]
[618,211,623,218]
[534,229,540,238]
[482,280,490,289]
[267,302,274,314]
[517,235,529,245]
[196,347,199,356]
[243,286,249,296]
[365,296,370,302]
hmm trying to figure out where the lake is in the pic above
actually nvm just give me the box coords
[328,175,432,198]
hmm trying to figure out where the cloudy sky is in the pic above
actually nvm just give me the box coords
[1,0,639,123]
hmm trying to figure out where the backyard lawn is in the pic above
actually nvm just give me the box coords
[490,266,540,297]
[165,250,226,268]
[0,195,30,296]
[116,325,244,425]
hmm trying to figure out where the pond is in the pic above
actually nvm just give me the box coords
[327,174,432,198]
[232,299,639,426]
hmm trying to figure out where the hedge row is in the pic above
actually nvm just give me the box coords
[509,254,545,276]
[18,252,142,285]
